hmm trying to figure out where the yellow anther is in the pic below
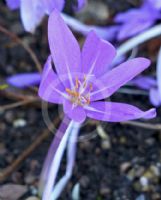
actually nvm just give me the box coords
[75,77,79,89]
[66,75,93,106]
[89,84,93,91]
[66,88,79,97]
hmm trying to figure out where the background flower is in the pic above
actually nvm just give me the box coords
[114,0,161,40]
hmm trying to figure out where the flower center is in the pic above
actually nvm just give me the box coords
[65,76,93,107]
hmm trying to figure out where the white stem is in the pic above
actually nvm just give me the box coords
[42,120,77,200]
[116,24,161,59]
[51,123,80,200]
[157,46,161,98]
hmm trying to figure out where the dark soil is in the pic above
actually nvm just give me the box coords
[0,1,161,200]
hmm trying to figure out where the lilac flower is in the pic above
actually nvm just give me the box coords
[7,73,41,88]
[131,76,161,107]
[148,0,161,10]
[131,47,161,107]
[38,9,156,123]
[114,0,161,40]
[6,0,116,40]
[6,0,86,33]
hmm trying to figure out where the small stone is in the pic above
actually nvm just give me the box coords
[101,140,111,149]
[0,143,7,155]
[136,194,145,200]
[5,111,14,123]
[150,165,160,177]
[76,1,109,23]
[95,147,101,155]
[120,162,131,173]
[127,168,136,181]
[135,166,145,177]
[30,160,39,171]
[140,176,148,187]
[79,176,90,188]
[12,172,23,184]
[25,197,40,200]
[152,193,161,200]
[119,136,127,144]
[100,187,111,195]
[30,186,38,196]
[0,184,27,200]
[13,119,27,128]
[25,174,36,184]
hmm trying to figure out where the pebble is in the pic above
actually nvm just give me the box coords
[79,176,90,188]
[101,140,111,149]
[25,197,40,200]
[119,136,127,144]
[76,0,109,23]
[13,118,27,128]
[30,186,38,196]
[152,193,161,200]
[136,194,145,200]
[140,176,148,187]
[24,174,36,185]
[150,165,160,177]
[0,143,7,155]
[100,187,111,195]
[120,162,131,173]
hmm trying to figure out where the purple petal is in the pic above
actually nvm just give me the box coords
[20,0,45,32]
[157,47,161,101]
[90,58,151,101]
[6,0,20,10]
[149,88,161,107]
[148,0,161,10]
[114,8,144,23]
[130,76,156,90]
[62,13,119,41]
[7,73,41,88]
[48,10,81,87]
[86,101,156,122]
[38,56,65,104]
[81,31,116,77]
[43,0,65,13]
[117,20,154,41]
[63,100,86,123]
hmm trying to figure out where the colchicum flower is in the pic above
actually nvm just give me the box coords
[37,9,156,200]
[5,0,115,40]
[131,46,161,107]
[5,0,85,32]
[39,9,156,123]
[114,0,161,40]
[131,76,161,107]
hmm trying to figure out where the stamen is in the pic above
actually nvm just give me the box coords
[75,77,79,89]
[89,84,93,91]
[66,88,79,97]
[66,76,93,107]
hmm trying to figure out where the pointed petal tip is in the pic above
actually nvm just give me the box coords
[142,108,157,119]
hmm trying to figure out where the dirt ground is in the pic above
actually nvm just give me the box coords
[0,0,161,199]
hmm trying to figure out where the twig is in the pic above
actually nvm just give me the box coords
[0,118,60,182]
[118,88,148,95]
[0,98,39,112]
[121,121,161,130]
[0,89,36,101]
[0,25,42,72]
